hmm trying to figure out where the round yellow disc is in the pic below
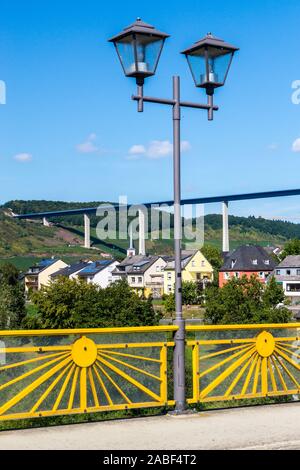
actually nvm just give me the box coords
[71,336,97,367]
[256,331,275,358]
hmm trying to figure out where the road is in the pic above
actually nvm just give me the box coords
[1,402,300,450]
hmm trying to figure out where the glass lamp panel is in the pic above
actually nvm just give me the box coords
[187,46,233,87]
[135,34,164,74]
[206,47,233,85]
[186,53,206,87]
[115,36,136,75]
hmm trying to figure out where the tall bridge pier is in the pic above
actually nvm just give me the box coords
[138,209,146,256]
[222,201,229,253]
[84,214,91,249]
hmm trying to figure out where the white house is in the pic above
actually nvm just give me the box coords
[112,255,167,298]
[77,259,120,288]
[273,255,300,302]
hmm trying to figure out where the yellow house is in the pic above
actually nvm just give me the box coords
[163,250,214,295]
[24,258,68,293]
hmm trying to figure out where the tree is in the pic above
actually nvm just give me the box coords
[27,278,161,329]
[204,275,291,325]
[163,281,203,314]
[280,239,300,260]
[0,263,25,329]
[201,245,223,270]
[201,245,223,287]
[262,275,285,307]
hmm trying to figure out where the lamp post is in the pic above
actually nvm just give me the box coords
[109,19,238,413]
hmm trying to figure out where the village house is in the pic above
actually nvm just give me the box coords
[112,254,167,298]
[219,245,277,287]
[24,258,68,293]
[76,259,120,288]
[163,250,214,295]
[50,260,92,281]
[273,255,300,303]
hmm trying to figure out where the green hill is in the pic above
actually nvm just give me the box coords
[0,200,299,270]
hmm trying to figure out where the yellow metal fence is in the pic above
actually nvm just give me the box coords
[0,326,176,421]
[187,324,300,404]
[1,323,300,422]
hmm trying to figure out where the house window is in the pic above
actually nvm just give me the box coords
[231,260,236,269]
[297,269,300,276]
[156,266,160,272]
[259,272,264,279]
[276,270,280,275]
[138,277,142,283]
[235,272,239,278]
[252,259,258,265]
[167,284,172,293]
[287,283,300,292]
[224,272,230,279]
[167,272,172,280]
[201,261,205,267]
[192,261,196,267]
[131,277,135,283]
[264,260,270,265]
[286,270,291,276]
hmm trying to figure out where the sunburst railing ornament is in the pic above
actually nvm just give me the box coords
[0,326,176,421]
[187,324,300,404]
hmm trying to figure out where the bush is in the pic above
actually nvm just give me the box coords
[0,263,25,329]
[204,274,291,324]
[26,278,161,329]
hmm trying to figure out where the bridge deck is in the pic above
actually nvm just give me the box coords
[1,402,300,450]
[12,188,300,219]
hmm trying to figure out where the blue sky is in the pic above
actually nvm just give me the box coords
[1,0,300,221]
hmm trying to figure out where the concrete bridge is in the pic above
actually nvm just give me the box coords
[1,402,300,450]
[11,188,300,253]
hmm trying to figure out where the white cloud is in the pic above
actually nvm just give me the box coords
[147,140,173,159]
[76,133,99,154]
[129,144,146,155]
[13,153,32,162]
[127,140,191,160]
[292,138,300,152]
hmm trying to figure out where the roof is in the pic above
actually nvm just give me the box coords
[220,245,277,272]
[165,250,198,270]
[77,260,115,278]
[116,255,162,275]
[51,261,90,279]
[26,258,59,275]
[181,33,239,55]
[276,256,300,268]
[108,18,169,42]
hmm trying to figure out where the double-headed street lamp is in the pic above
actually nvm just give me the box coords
[109,19,238,413]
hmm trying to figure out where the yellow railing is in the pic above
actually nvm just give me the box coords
[2,323,300,422]
[187,323,300,403]
[0,326,176,421]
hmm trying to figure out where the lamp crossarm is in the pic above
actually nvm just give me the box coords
[131,93,219,119]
